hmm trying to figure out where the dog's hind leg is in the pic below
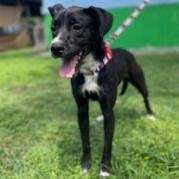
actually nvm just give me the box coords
[119,79,128,95]
[96,79,128,123]
[130,65,155,120]
[96,114,104,122]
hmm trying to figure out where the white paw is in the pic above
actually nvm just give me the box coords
[100,170,110,177]
[96,115,104,122]
[147,114,156,121]
[82,168,88,174]
[80,168,89,175]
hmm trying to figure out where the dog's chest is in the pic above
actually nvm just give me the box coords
[81,74,99,95]
[79,54,100,95]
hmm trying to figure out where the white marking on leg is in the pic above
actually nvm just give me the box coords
[100,170,110,177]
[147,114,156,121]
[82,168,88,174]
[96,115,104,122]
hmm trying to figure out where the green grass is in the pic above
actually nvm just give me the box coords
[0,48,179,179]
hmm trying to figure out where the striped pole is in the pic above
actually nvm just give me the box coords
[106,0,150,45]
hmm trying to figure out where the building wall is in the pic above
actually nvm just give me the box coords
[0,29,31,51]
[0,5,31,50]
[44,3,179,48]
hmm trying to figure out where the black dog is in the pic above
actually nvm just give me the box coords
[48,4,155,177]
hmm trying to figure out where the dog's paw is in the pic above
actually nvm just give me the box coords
[100,164,112,178]
[81,164,90,175]
[96,115,104,122]
[81,155,91,174]
[82,168,89,174]
[100,170,111,177]
[147,114,156,121]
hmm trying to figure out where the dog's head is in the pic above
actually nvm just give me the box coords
[48,4,113,78]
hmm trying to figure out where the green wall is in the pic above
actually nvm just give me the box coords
[44,14,53,46]
[44,3,179,48]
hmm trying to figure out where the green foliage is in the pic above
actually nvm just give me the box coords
[0,49,179,178]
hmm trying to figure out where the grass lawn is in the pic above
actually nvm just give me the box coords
[0,48,179,179]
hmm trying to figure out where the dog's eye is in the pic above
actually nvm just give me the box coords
[72,24,82,31]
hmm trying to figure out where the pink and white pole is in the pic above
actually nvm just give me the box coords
[106,0,150,45]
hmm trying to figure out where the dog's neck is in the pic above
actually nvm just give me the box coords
[78,38,105,75]
[80,53,101,95]
[90,38,106,62]
[79,39,112,76]
[79,53,99,76]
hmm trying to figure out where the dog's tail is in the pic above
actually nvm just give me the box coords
[119,79,128,95]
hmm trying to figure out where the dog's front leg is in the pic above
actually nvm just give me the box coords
[99,100,115,176]
[76,97,91,172]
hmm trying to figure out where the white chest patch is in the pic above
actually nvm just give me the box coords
[81,74,100,94]
[79,54,100,94]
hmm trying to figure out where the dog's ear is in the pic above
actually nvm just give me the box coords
[84,6,113,36]
[48,4,64,18]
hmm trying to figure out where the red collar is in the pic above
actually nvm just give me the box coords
[95,43,112,72]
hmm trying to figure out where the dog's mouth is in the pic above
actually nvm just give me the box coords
[59,51,84,78]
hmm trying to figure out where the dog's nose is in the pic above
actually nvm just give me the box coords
[51,43,64,54]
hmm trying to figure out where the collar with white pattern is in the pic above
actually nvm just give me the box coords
[95,43,112,73]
